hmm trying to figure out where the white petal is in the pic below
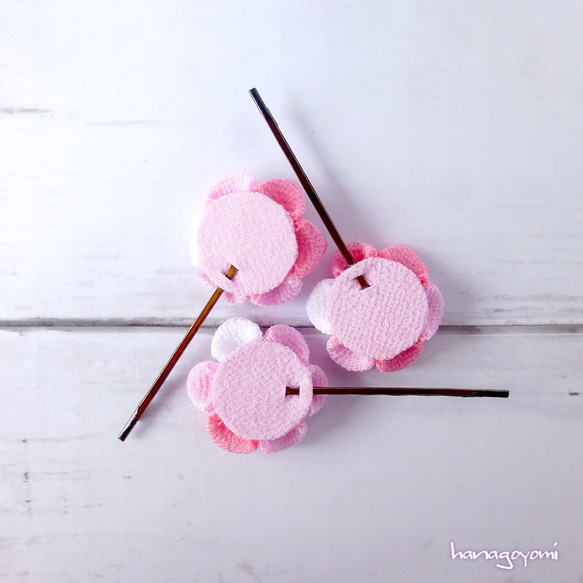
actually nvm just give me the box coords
[306,279,334,335]
[211,317,262,362]
[189,207,204,267]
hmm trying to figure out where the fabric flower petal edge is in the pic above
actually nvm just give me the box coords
[308,364,328,416]
[197,268,249,304]
[207,413,259,454]
[327,336,375,371]
[251,271,302,306]
[375,341,424,372]
[211,317,263,362]
[260,420,308,454]
[187,361,218,413]
[378,244,429,285]
[207,172,259,204]
[258,178,305,219]
[420,283,444,341]
[306,278,334,335]
[331,241,378,277]
[292,219,327,277]
[264,324,310,363]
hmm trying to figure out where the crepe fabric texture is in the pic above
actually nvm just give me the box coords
[192,172,326,306]
[307,242,444,372]
[187,318,327,454]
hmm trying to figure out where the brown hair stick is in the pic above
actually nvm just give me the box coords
[286,387,509,398]
[249,88,368,289]
[118,265,238,441]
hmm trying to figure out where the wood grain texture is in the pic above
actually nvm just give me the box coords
[1,328,582,582]
[1,0,582,325]
[1,2,582,582]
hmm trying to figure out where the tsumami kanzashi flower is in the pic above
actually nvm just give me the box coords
[191,172,326,305]
[307,242,444,372]
[187,318,327,454]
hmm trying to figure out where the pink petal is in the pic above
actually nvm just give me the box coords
[375,341,424,372]
[258,178,305,219]
[264,324,310,363]
[250,271,302,306]
[197,267,216,292]
[187,361,218,413]
[292,219,327,277]
[308,364,327,416]
[420,283,444,341]
[331,242,377,277]
[206,172,259,204]
[326,336,375,372]
[221,290,251,304]
[260,421,308,454]
[206,413,258,454]
[197,268,249,304]
[378,245,429,285]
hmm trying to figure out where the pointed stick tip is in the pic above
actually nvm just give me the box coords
[118,414,139,442]
[117,265,238,441]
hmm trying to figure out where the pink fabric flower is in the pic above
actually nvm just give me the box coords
[191,173,327,305]
[307,242,444,372]
[187,318,327,454]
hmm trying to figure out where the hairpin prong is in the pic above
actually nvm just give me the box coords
[249,88,369,290]
[118,265,238,441]
[286,387,509,398]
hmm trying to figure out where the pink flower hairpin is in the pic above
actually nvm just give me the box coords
[250,88,443,373]
[118,173,327,440]
[191,172,326,306]
[307,242,443,372]
[187,318,506,454]
[187,318,327,454]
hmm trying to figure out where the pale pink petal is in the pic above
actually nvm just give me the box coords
[206,172,259,204]
[207,413,258,454]
[264,324,310,363]
[197,268,216,292]
[258,178,305,219]
[251,271,302,306]
[260,420,308,454]
[197,268,249,304]
[187,361,218,413]
[292,219,327,277]
[378,244,429,285]
[306,278,334,335]
[221,290,251,304]
[331,242,377,277]
[211,318,263,362]
[308,364,328,416]
[420,283,444,341]
[375,341,424,372]
[326,336,375,371]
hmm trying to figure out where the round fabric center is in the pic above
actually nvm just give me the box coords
[212,340,313,440]
[327,257,429,360]
[197,191,298,296]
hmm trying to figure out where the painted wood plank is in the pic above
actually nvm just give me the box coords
[1,327,582,582]
[1,1,582,325]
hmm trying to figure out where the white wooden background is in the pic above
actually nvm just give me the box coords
[1,1,582,582]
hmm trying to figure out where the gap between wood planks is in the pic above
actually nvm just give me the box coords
[0,319,582,335]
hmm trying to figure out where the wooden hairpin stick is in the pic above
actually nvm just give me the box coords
[118,265,238,441]
[286,387,509,398]
[249,88,369,290]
